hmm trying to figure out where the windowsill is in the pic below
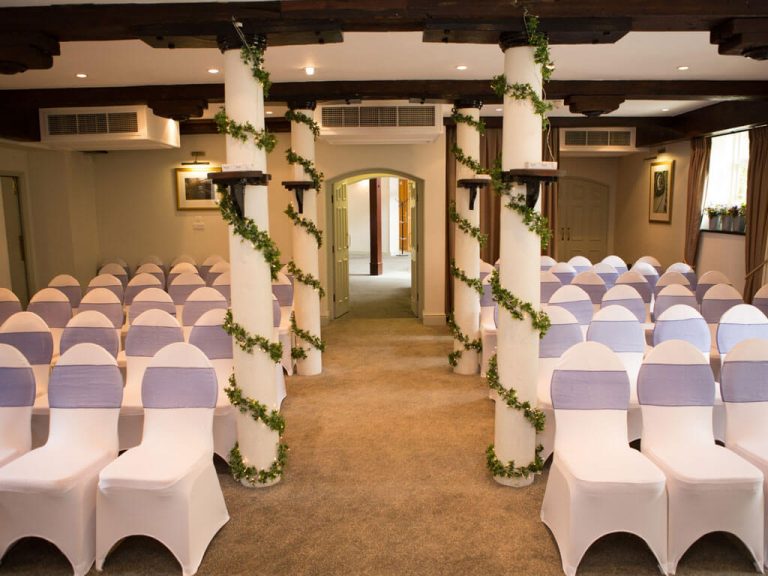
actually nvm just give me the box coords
[700,229,745,236]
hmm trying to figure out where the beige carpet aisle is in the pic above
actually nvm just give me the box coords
[2,279,758,574]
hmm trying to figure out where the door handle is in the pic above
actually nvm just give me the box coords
[560,228,564,241]
[567,228,571,241]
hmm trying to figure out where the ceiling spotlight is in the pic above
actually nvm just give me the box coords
[456,65,468,71]
[75,73,87,78]
[305,66,315,76]
[661,107,670,112]
[266,111,273,115]
[495,108,503,112]
[677,65,689,71]
[207,68,219,74]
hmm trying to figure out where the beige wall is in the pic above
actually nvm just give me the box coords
[615,141,691,269]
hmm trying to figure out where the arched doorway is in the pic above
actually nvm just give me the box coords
[326,170,424,320]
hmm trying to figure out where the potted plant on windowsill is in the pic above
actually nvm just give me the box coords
[735,203,746,233]
[706,206,724,231]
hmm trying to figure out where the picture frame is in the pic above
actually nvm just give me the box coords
[649,160,674,223]
[175,166,221,210]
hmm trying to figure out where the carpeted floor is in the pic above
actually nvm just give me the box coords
[2,271,760,575]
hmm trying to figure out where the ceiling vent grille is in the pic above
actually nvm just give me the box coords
[560,127,638,157]
[319,103,443,144]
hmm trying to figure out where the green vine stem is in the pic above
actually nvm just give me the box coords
[451,108,486,134]
[446,312,482,368]
[286,148,323,191]
[450,259,484,297]
[285,109,320,139]
[451,143,488,176]
[285,204,323,248]
[219,190,282,280]
[489,269,550,337]
[449,200,487,247]
[524,12,554,82]
[223,309,283,363]
[214,109,277,152]
[486,355,545,431]
[490,76,553,130]
[486,444,544,479]
[240,39,271,98]
[289,311,326,360]
[286,261,325,298]
[226,374,285,434]
[229,442,288,486]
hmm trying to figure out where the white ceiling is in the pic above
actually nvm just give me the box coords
[1,30,766,117]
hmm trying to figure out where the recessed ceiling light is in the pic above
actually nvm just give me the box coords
[456,65,468,71]
[207,68,219,74]
[496,108,503,112]
[661,107,670,112]
[266,111,273,115]
[677,65,689,71]
[75,73,87,78]
[304,66,315,76]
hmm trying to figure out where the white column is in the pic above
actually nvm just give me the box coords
[494,44,542,487]
[453,104,482,375]
[223,47,280,487]
[290,106,322,375]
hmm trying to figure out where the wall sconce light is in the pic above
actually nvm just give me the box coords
[181,151,210,166]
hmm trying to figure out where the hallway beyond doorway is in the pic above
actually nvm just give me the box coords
[348,254,412,318]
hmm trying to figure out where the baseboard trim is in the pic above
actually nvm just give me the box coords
[422,313,446,326]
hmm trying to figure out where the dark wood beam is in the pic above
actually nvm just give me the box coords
[666,100,768,138]
[369,178,382,276]
[546,80,768,101]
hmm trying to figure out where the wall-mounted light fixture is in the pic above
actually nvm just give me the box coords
[181,151,210,166]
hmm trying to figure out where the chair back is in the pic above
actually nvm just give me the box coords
[592,262,618,290]
[129,287,176,324]
[100,256,129,273]
[538,306,583,407]
[548,285,593,329]
[98,263,129,289]
[601,284,646,323]
[171,254,198,269]
[206,260,230,286]
[27,287,72,329]
[550,262,576,286]
[587,305,644,397]
[567,255,592,274]
[0,343,35,464]
[480,275,496,329]
[652,304,711,355]
[182,287,228,331]
[0,288,22,327]
[124,272,162,306]
[272,271,294,309]
[135,262,166,289]
[616,270,652,304]
[753,284,768,318]
[701,283,743,325]
[60,310,119,358]
[169,272,206,308]
[540,271,561,305]
[139,254,164,269]
[80,287,124,329]
[48,274,82,309]
[601,255,628,275]
[200,254,225,283]
[540,255,556,272]
[189,308,232,393]
[630,261,659,293]
[716,304,768,357]
[666,262,697,289]
[212,271,231,304]
[0,311,53,396]
[167,261,199,288]
[636,255,662,275]
[273,294,281,328]
[653,284,697,322]
[654,271,691,299]
[479,260,494,282]
[720,339,768,445]
[572,271,606,306]
[125,310,184,394]
[695,270,731,304]
[88,273,124,303]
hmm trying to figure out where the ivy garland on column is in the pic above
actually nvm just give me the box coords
[485,11,553,481]
[284,109,327,362]
[219,35,287,486]
[447,107,488,368]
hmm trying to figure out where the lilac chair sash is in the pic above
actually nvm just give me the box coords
[79,302,123,328]
[653,295,697,321]
[637,363,714,406]
[575,284,606,305]
[540,282,560,304]
[551,370,629,410]
[182,301,227,327]
[555,300,592,326]
[652,318,710,352]
[604,298,646,323]
[60,327,119,358]
[214,284,231,303]
[753,297,768,318]
[125,325,183,357]
[540,323,583,358]
[717,324,768,354]
[124,284,159,306]
[48,364,123,409]
[479,270,490,282]
[596,272,618,290]
[169,284,201,305]
[480,283,494,307]
[683,271,698,289]
[0,366,36,406]
[142,366,218,408]
[701,298,740,324]
[129,300,177,323]
[0,301,22,325]
[587,321,645,353]
[643,275,658,292]
[572,265,591,274]
[189,325,233,360]
[273,299,281,327]
[621,281,651,303]
[27,301,71,328]
[89,283,123,303]
[199,265,212,282]
[0,332,53,365]
[721,360,768,403]
[53,285,82,308]
[553,271,575,286]
[696,283,716,304]
[207,272,223,286]
[272,284,294,307]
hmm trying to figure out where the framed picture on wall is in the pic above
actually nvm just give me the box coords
[649,160,674,223]
[175,166,221,210]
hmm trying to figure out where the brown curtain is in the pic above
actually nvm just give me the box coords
[683,137,711,267]
[445,127,457,314]
[744,126,768,301]
[541,127,559,258]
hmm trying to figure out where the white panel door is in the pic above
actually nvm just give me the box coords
[333,183,350,318]
[409,180,419,316]
[557,178,608,263]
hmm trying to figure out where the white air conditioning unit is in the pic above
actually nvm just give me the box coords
[318,103,444,144]
[559,127,639,157]
[39,105,180,150]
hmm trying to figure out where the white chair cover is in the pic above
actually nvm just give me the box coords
[100,256,129,274]
[181,287,228,342]
[0,343,122,576]
[0,343,35,467]
[80,287,124,331]
[601,255,628,275]
[480,275,496,377]
[27,287,72,357]
[540,255,556,272]
[630,261,659,294]
[540,271,561,305]
[171,254,198,269]
[272,273,294,376]
[168,261,199,287]
[98,263,129,290]
[666,262,697,290]
[572,271,606,307]
[540,341,667,576]
[139,254,164,268]
[60,310,119,359]
[550,262,577,286]
[592,261,618,290]
[200,254,225,284]
[548,285,593,336]
[716,304,768,363]
[696,270,732,304]
[753,284,768,318]
[702,283,744,325]
[212,271,231,305]
[654,271,691,300]
[567,255,592,274]
[0,311,53,399]
[638,340,764,575]
[479,260,494,282]
[124,272,163,307]
[616,270,652,305]
[169,272,206,318]
[96,342,229,576]
[48,274,82,310]
[601,284,646,324]
[652,304,711,356]
[0,288,22,327]
[128,287,176,324]
[135,262,166,289]
[206,260,230,287]
[636,255,662,275]
[653,284,697,322]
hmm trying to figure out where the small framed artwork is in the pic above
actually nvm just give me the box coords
[175,166,221,210]
[649,160,674,223]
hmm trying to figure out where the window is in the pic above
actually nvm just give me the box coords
[702,132,749,226]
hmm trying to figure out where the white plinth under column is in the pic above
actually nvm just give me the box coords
[224,47,280,486]
[493,44,542,487]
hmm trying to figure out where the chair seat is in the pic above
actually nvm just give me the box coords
[0,445,112,493]
[99,445,210,491]
[733,439,768,469]
[647,445,763,486]
[0,447,20,468]
[557,448,666,493]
